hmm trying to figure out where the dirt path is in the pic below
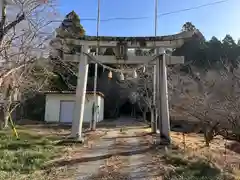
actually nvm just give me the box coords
[110,118,166,180]
[76,131,116,179]
[90,117,157,179]
[115,128,163,180]
[44,117,240,180]
[116,131,149,179]
[59,117,154,179]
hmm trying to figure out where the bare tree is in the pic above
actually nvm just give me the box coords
[170,64,240,146]
[0,0,59,128]
[120,57,240,145]
[117,64,156,129]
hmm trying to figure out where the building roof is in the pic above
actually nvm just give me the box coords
[43,91,104,98]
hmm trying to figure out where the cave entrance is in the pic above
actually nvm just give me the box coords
[119,100,133,116]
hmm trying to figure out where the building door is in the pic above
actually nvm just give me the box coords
[59,101,75,123]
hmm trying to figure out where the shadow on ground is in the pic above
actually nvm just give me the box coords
[16,118,148,131]
[102,132,153,140]
[89,171,165,180]
[226,141,240,154]
[89,171,131,180]
[44,144,158,169]
[156,148,222,180]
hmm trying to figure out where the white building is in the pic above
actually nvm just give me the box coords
[44,91,104,124]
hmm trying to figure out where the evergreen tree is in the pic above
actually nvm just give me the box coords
[49,11,86,91]
[59,10,85,38]
[174,22,240,70]
[182,22,196,32]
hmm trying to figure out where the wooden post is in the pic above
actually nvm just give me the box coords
[71,45,89,141]
[156,53,161,137]
[143,106,147,122]
[153,0,158,133]
[91,63,98,131]
[152,63,158,133]
[0,1,3,19]
[0,0,5,19]
[91,0,100,131]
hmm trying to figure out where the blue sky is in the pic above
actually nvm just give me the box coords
[58,0,239,40]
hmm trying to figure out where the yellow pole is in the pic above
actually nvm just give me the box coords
[9,112,19,139]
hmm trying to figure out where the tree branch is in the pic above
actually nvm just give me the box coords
[0,14,25,42]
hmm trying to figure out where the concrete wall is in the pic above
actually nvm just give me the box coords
[44,93,104,123]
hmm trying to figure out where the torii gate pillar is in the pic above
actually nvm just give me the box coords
[70,45,89,141]
[156,53,171,143]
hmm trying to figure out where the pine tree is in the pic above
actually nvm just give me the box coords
[60,10,85,37]
[49,11,85,91]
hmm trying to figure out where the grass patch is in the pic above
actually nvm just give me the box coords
[162,153,188,166]
[162,150,223,180]
[0,127,64,176]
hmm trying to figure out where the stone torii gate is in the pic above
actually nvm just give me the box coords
[53,29,200,143]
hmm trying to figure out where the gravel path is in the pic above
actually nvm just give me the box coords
[115,130,153,180]
[76,117,153,180]
[128,137,148,179]
[77,132,116,180]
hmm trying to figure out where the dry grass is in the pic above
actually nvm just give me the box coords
[136,128,240,179]
[0,128,64,180]
[169,132,240,179]
[0,121,108,180]
[3,120,240,180]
